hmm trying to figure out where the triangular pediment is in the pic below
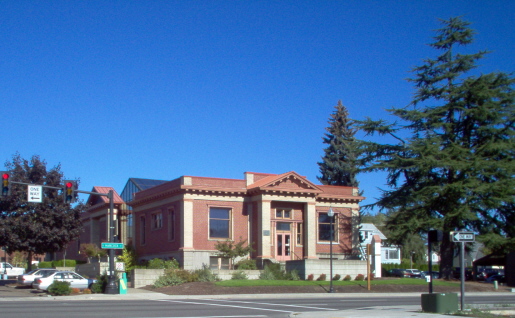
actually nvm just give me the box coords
[253,171,322,193]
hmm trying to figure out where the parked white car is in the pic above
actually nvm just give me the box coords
[0,263,25,277]
[33,271,97,291]
[17,269,58,287]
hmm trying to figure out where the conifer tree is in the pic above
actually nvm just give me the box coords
[358,17,515,278]
[318,100,360,187]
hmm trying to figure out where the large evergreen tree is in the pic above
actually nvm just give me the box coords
[318,100,360,187]
[0,153,85,268]
[358,17,515,278]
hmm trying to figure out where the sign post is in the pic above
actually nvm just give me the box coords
[451,231,475,311]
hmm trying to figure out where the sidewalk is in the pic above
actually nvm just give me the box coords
[4,288,512,318]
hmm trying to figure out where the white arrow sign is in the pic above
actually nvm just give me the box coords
[27,185,43,203]
[451,231,475,242]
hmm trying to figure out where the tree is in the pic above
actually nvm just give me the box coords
[358,17,515,278]
[318,100,360,187]
[214,237,254,269]
[0,153,85,270]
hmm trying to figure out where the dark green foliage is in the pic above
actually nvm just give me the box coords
[90,273,108,293]
[318,100,360,187]
[235,259,257,270]
[47,281,71,296]
[358,17,515,278]
[0,154,85,262]
[332,274,341,281]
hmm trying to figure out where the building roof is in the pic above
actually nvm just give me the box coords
[85,186,124,211]
[128,178,169,191]
[360,223,387,242]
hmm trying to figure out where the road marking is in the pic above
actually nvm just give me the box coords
[154,299,296,313]
[204,299,338,311]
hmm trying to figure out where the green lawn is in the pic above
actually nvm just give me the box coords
[216,278,459,288]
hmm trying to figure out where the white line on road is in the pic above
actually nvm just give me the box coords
[204,299,338,311]
[153,299,296,313]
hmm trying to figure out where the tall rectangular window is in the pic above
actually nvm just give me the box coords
[209,207,231,239]
[152,212,162,230]
[168,208,176,241]
[140,216,146,245]
[296,223,303,245]
[318,213,337,242]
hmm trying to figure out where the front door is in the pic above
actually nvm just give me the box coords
[276,233,291,261]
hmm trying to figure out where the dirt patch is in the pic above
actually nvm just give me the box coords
[142,280,506,296]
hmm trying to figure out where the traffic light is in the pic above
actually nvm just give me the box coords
[1,171,11,197]
[63,180,77,203]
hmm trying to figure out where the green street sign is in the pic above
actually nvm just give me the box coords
[101,242,124,249]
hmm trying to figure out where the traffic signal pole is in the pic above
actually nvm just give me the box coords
[2,177,119,295]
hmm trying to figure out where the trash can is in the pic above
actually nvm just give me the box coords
[119,272,128,295]
[421,293,459,313]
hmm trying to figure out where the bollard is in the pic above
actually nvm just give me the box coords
[494,280,498,290]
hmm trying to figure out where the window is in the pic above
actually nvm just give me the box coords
[296,223,303,245]
[168,208,176,241]
[276,222,291,231]
[386,249,399,260]
[209,207,231,239]
[318,213,337,241]
[275,208,291,219]
[152,212,163,230]
[140,216,146,245]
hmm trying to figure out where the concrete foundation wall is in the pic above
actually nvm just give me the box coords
[131,268,165,288]
[286,259,367,280]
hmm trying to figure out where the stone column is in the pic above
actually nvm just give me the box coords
[304,202,317,259]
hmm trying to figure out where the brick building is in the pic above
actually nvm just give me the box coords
[128,171,364,270]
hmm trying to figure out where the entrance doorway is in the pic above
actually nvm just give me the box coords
[276,233,291,261]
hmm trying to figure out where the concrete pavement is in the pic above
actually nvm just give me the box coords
[2,286,514,317]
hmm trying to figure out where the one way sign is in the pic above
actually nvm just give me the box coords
[451,231,475,242]
[27,185,43,203]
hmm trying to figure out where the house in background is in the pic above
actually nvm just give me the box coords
[359,223,401,264]
[128,171,364,270]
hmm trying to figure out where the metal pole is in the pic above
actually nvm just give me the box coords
[329,215,334,293]
[105,190,118,294]
[460,242,465,311]
[428,239,433,293]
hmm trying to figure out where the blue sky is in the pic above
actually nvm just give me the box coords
[1,1,514,212]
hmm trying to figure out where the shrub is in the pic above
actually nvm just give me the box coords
[285,269,300,281]
[333,274,341,281]
[231,270,248,280]
[235,259,257,270]
[259,265,277,280]
[82,288,92,294]
[307,274,314,281]
[172,269,199,282]
[194,265,220,282]
[71,287,80,294]
[316,274,327,281]
[91,273,108,293]
[367,273,375,280]
[343,275,351,281]
[147,258,180,269]
[48,281,71,296]
[38,261,53,269]
[153,271,185,288]
[355,274,365,281]
[52,259,76,267]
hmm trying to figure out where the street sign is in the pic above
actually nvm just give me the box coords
[101,242,124,249]
[451,231,475,242]
[27,185,42,203]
